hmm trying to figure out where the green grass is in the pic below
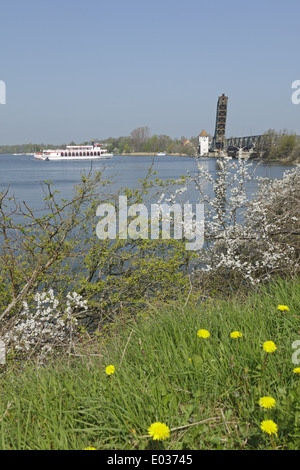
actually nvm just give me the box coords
[0,278,300,450]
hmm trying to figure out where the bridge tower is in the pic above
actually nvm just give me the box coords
[213,94,228,150]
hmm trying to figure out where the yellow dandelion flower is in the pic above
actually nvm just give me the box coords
[84,446,97,450]
[105,365,115,375]
[197,329,210,339]
[230,331,243,339]
[293,367,300,374]
[277,305,290,311]
[148,422,170,441]
[188,357,192,363]
[263,341,277,353]
[259,396,276,409]
[260,420,278,436]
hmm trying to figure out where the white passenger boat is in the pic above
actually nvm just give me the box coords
[34,143,113,161]
[157,152,167,156]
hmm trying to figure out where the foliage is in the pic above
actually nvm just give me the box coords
[0,147,300,450]
[0,278,299,449]
[3,290,87,362]
[104,129,197,155]
[0,169,193,331]
[0,128,197,156]
[0,143,67,154]
[1,148,300,330]
[256,129,300,162]
[189,150,300,291]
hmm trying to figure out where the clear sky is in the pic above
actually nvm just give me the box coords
[0,0,300,145]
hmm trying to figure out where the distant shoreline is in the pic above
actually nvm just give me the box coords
[1,152,298,164]
[120,152,192,157]
[0,152,192,157]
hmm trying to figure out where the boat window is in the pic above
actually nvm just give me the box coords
[76,152,78,156]
[61,153,63,156]
[98,151,100,156]
[79,152,82,156]
[72,152,75,156]
[69,152,71,156]
[83,152,86,156]
[87,152,89,156]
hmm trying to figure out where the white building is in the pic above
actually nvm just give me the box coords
[198,129,209,156]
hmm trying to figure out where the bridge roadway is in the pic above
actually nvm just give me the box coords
[225,135,262,150]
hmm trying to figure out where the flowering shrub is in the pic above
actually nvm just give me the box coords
[3,289,87,361]
[0,171,192,326]
[0,151,299,343]
[190,149,300,287]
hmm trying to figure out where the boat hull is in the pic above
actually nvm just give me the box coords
[34,154,113,161]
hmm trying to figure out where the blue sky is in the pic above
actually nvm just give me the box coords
[0,0,300,144]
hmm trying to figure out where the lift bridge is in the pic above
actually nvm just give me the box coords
[212,94,263,153]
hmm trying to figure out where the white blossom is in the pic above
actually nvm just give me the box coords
[188,150,300,285]
[4,290,88,361]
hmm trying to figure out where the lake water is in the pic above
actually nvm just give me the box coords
[0,153,294,211]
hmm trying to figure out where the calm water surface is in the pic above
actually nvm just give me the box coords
[0,154,294,210]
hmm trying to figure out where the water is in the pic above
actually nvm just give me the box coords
[0,153,294,211]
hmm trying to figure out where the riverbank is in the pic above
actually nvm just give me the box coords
[263,156,300,165]
[0,157,299,450]
[119,152,192,157]
[0,277,299,450]
[208,151,300,164]
[2,151,298,164]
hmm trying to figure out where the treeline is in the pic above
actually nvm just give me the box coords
[254,129,300,163]
[0,127,199,156]
[103,127,198,155]
[3,128,300,161]
[0,143,45,154]
[0,143,73,154]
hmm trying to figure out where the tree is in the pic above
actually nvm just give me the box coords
[259,129,297,161]
[0,169,191,334]
[130,127,151,152]
[274,133,297,159]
